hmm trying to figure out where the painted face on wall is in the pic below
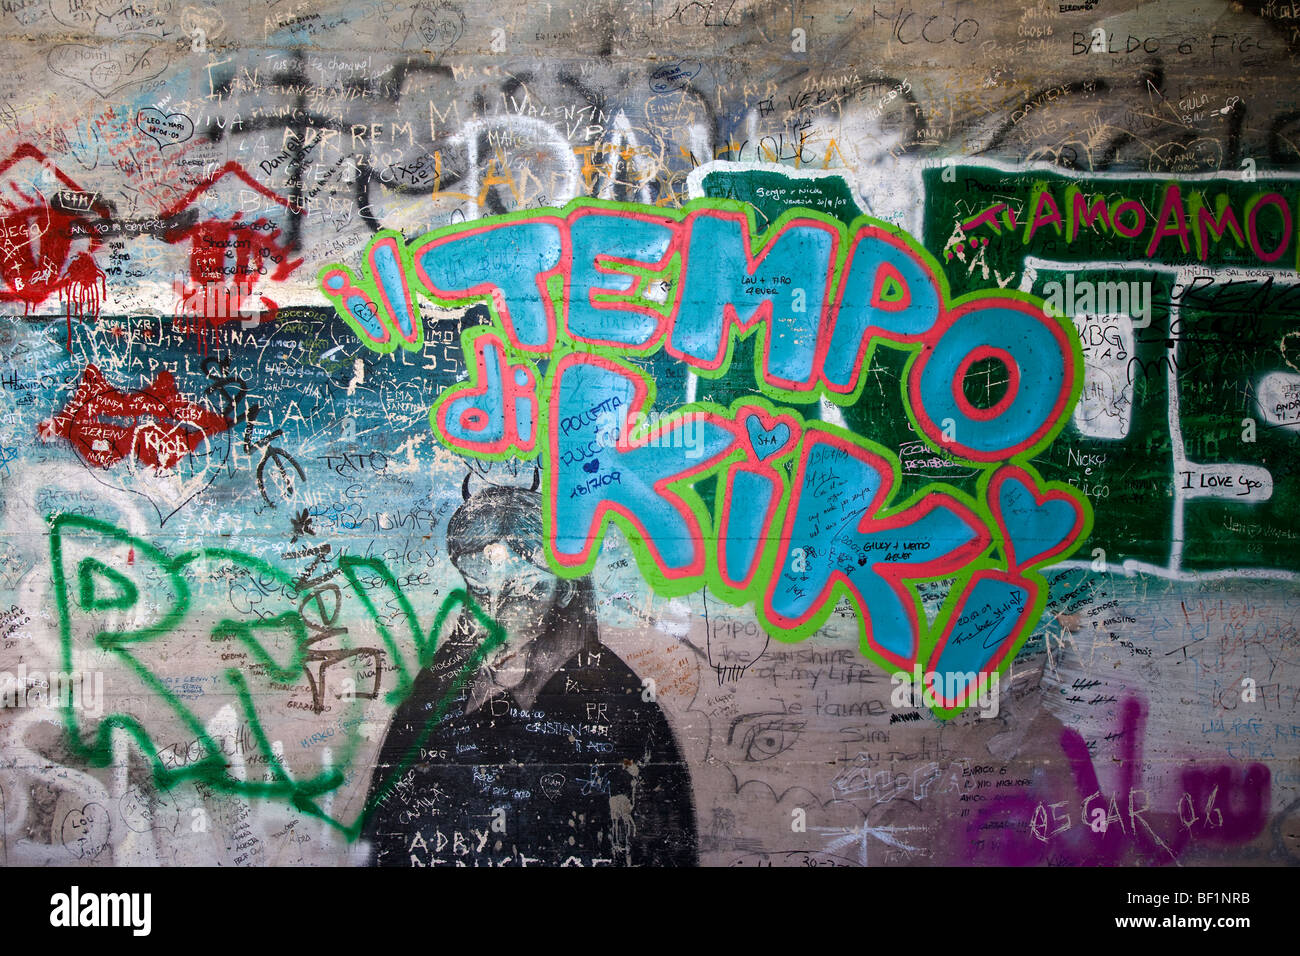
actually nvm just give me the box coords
[452,541,572,688]
[719,654,896,811]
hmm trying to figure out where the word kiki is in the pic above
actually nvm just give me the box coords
[319,198,1089,716]
[1042,276,1152,327]
[49,886,151,936]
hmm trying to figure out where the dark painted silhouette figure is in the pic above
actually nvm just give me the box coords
[362,484,698,866]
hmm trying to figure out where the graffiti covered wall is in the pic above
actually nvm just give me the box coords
[0,0,1296,867]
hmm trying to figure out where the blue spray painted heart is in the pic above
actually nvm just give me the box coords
[745,415,791,461]
[990,467,1085,571]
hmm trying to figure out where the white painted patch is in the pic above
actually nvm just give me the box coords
[1071,312,1134,440]
[1179,463,1272,502]
[1256,371,1300,430]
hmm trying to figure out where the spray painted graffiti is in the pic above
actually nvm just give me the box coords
[0,0,1292,870]
[48,510,506,839]
[321,199,1091,714]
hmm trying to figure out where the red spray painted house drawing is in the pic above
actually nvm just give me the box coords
[161,162,304,339]
[0,143,112,346]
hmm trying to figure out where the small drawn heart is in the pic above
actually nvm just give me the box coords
[122,426,225,510]
[744,414,793,461]
[649,59,703,93]
[47,44,168,97]
[181,6,226,40]
[989,466,1086,572]
[137,108,194,150]
[46,365,233,526]
[582,458,600,474]
[540,772,565,800]
[60,801,110,860]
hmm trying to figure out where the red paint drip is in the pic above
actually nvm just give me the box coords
[58,252,107,352]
